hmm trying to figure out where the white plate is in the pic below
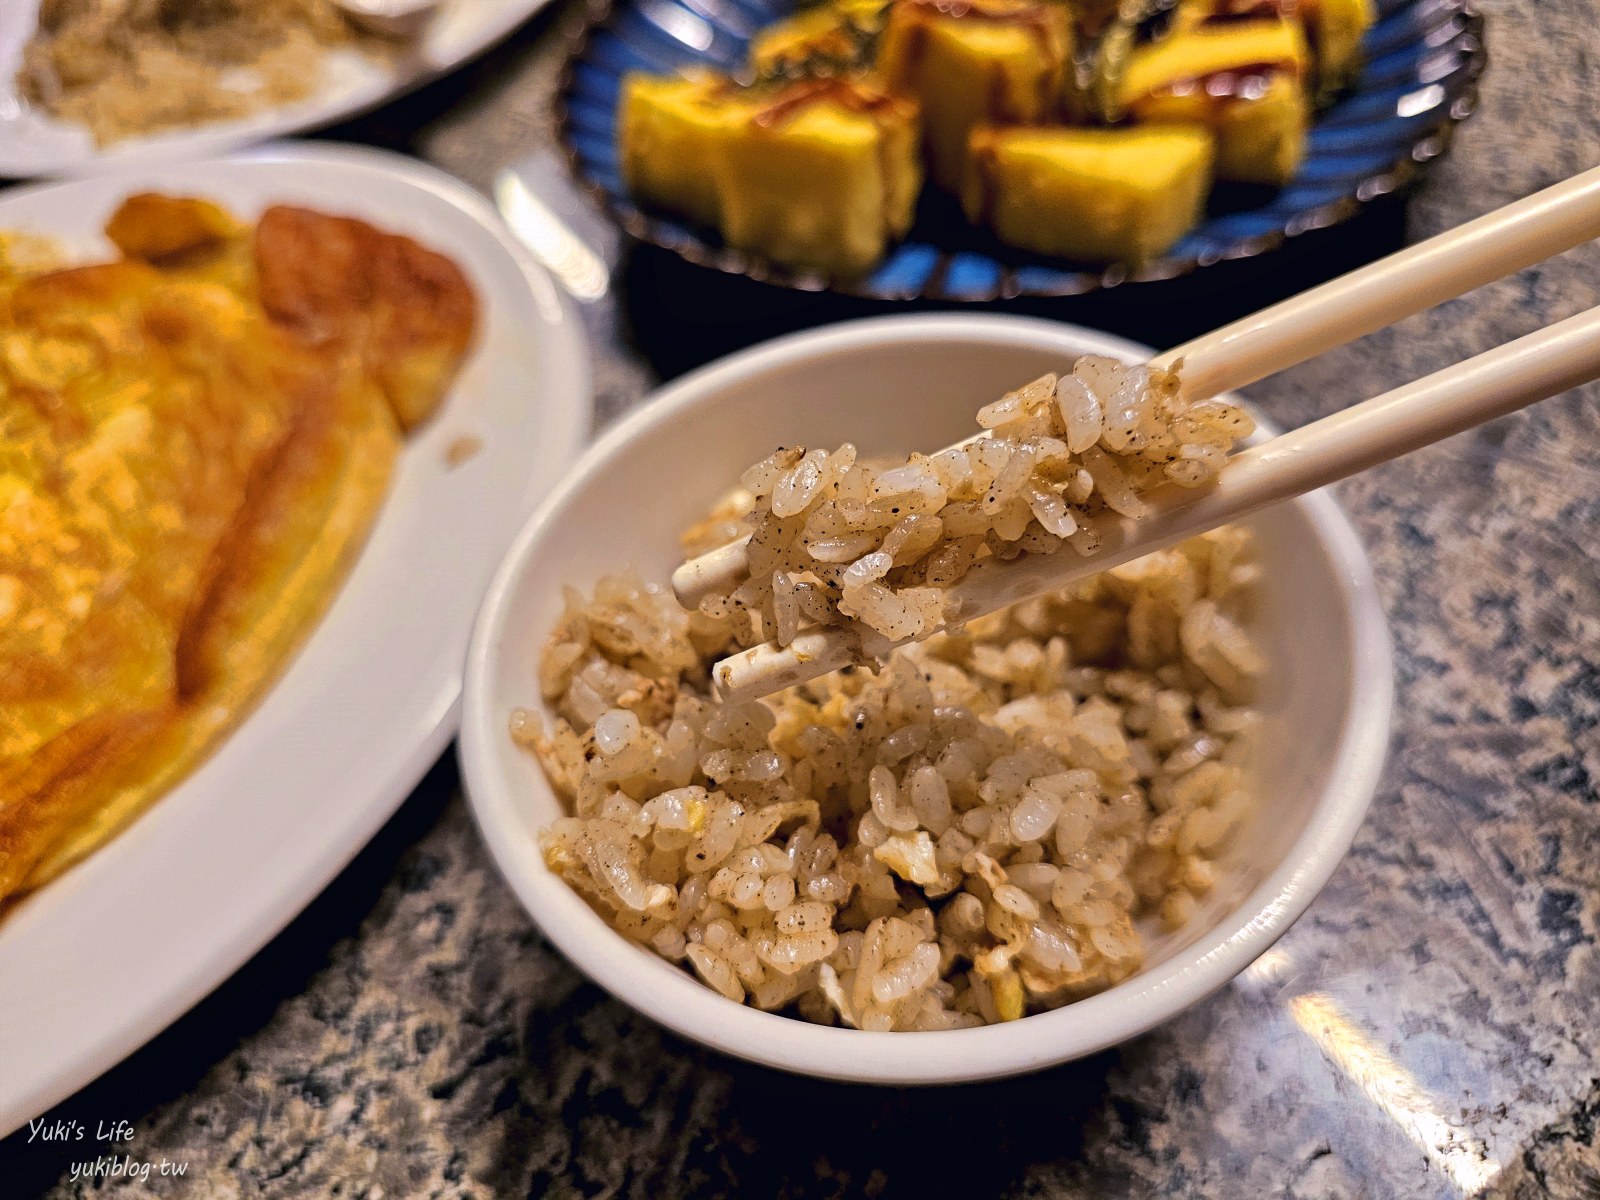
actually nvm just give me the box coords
[0,143,592,1136]
[0,0,553,178]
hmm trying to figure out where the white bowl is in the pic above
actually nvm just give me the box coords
[460,314,1393,1085]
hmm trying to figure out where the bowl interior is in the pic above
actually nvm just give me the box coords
[464,315,1391,1083]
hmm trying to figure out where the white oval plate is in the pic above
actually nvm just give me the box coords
[0,1,553,178]
[0,143,591,1136]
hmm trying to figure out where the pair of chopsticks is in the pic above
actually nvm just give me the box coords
[677,166,1600,704]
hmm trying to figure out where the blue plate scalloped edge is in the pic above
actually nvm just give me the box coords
[556,0,1486,301]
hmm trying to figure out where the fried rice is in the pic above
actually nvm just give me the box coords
[520,359,1265,1029]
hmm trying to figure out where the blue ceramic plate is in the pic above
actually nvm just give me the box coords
[557,0,1485,300]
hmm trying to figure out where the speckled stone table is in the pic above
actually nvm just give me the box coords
[6,1,1597,1195]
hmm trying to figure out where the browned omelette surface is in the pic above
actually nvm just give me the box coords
[0,195,477,906]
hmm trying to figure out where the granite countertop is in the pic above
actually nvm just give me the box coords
[7,0,1598,1195]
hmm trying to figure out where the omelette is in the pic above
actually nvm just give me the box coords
[0,194,477,908]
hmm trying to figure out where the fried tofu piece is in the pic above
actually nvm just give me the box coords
[619,72,745,231]
[1130,70,1307,185]
[963,125,1215,264]
[619,75,921,276]
[877,0,1073,192]
[718,81,921,275]
[1119,19,1310,186]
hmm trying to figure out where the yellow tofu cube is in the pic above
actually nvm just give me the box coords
[1131,70,1307,185]
[963,125,1215,264]
[718,82,922,275]
[1118,19,1310,185]
[620,74,922,276]
[877,0,1073,192]
[618,72,747,229]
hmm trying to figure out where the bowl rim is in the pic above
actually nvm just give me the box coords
[552,0,1488,301]
[459,313,1394,1084]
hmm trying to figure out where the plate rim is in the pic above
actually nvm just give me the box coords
[553,0,1488,301]
[0,0,555,179]
[0,142,592,1138]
